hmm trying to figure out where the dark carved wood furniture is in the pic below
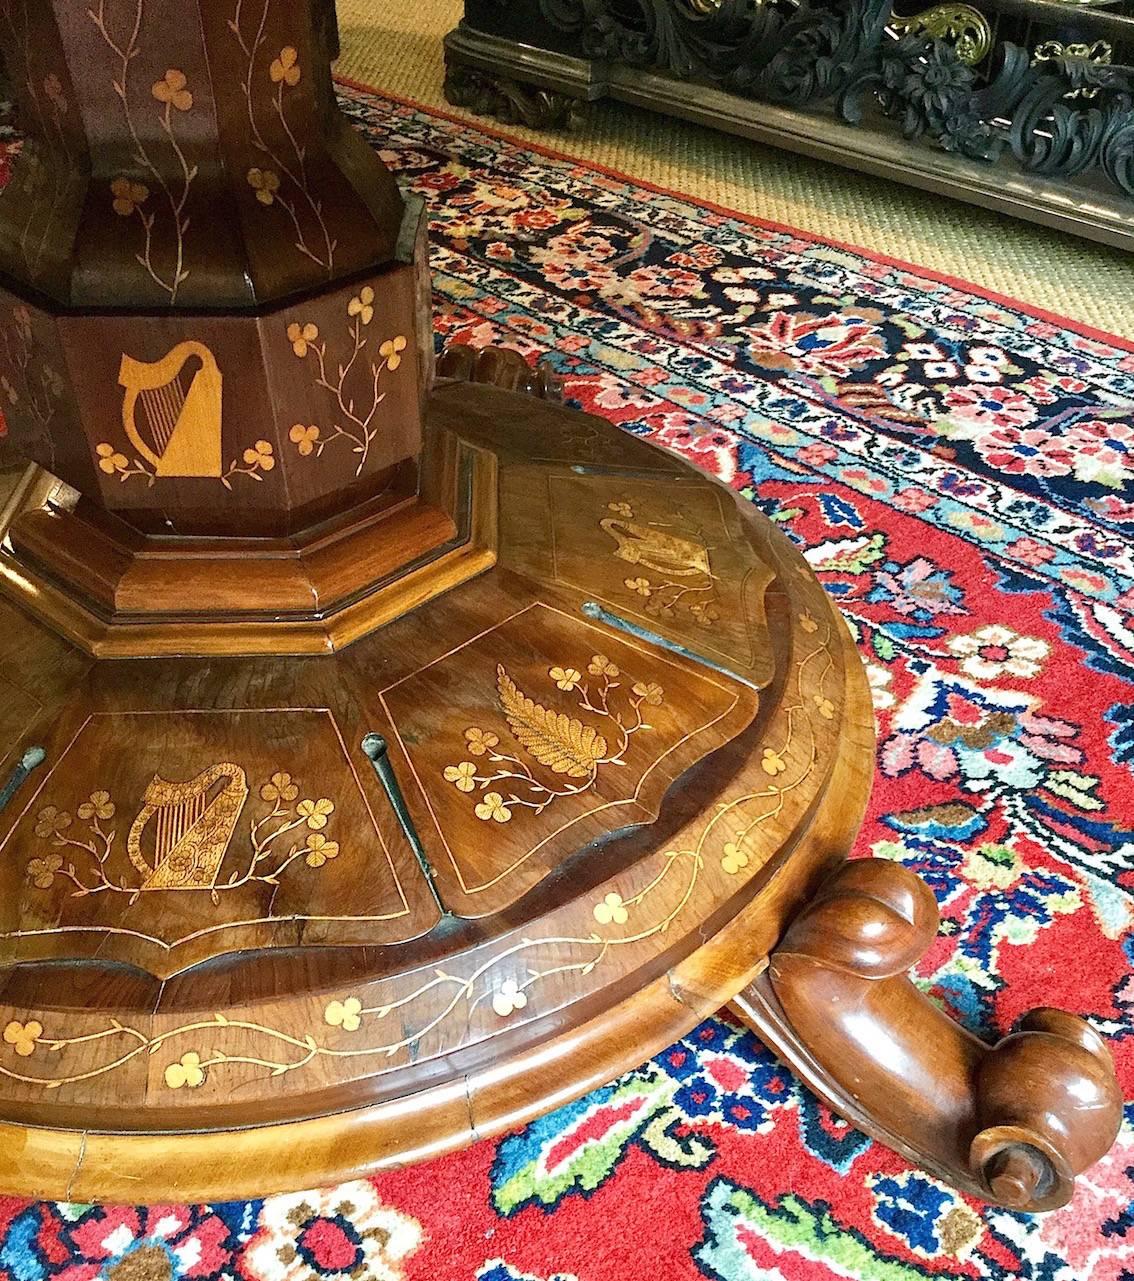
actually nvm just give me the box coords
[0,0,1119,1209]
[444,0,1134,253]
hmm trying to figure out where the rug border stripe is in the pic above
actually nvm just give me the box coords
[334,73,1134,357]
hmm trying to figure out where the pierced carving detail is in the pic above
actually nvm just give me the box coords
[516,0,1134,196]
[890,3,991,65]
[443,64,582,130]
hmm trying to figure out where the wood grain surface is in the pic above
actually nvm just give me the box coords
[0,382,874,1200]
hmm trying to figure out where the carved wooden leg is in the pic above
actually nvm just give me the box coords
[443,60,581,130]
[437,343,562,400]
[731,858,1122,1211]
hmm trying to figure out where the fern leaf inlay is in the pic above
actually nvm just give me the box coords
[496,665,606,779]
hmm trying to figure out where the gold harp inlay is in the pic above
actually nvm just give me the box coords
[126,762,248,891]
[119,340,223,477]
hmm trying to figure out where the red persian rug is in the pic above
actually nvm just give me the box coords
[1,79,1132,1281]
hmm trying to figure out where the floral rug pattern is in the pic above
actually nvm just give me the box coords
[1,83,1132,1281]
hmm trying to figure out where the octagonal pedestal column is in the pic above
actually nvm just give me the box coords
[0,0,492,656]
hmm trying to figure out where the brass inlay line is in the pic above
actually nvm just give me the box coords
[0,709,414,948]
[0,616,837,1094]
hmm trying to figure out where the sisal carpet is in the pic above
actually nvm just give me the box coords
[2,78,1134,1281]
[335,0,1134,342]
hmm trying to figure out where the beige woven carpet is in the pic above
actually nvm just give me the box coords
[336,0,1134,340]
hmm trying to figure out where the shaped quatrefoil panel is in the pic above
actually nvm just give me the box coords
[379,602,758,916]
[0,709,425,976]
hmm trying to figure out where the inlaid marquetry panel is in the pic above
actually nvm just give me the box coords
[0,0,406,308]
[50,261,423,538]
[380,600,758,915]
[500,466,777,689]
[0,708,425,975]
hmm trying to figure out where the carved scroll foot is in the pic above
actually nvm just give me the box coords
[437,343,562,401]
[731,859,1122,1211]
[443,61,582,131]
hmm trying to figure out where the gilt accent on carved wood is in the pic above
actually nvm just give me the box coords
[468,0,1134,200]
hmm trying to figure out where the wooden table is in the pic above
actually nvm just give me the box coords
[0,0,1118,1210]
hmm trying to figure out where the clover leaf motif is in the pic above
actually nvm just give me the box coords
[287,322,318,357]
[593,892,629,925]
[379,335,407,370]
[443,762,477,793]
[588,654,620,678]
[348,286,375,325]
[78,790,115,821]
[96,443,129,474]
[152,68,193,112]
[260,771,299,804]
[34,806,71,840]
[298,797,335,829]
[492,980,528,1018]
[242,440,275,472]
[247,167,281,206]
[27,854,63,889]
[324,997,362,1031]
[475,792,511,823]
[463,728,499,757]
[3,1020,42,1057]
[164,1051,205,1090]
[761,748,787,776]
[110,177,148,217]
[289,424,321,456]
[269,46,301,87]
[632,681,664,707]
[721,842,749,875]
[305,834,340,868]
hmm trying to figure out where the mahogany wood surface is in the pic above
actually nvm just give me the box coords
[732,860,1123,1211]
[0,381,873,1200]
[0,0,1120,1213]
[0,0,403,308]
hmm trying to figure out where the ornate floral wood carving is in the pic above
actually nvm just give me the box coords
[522,0,1134,198]
[443,64,582,129]
[539,0,781,82]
